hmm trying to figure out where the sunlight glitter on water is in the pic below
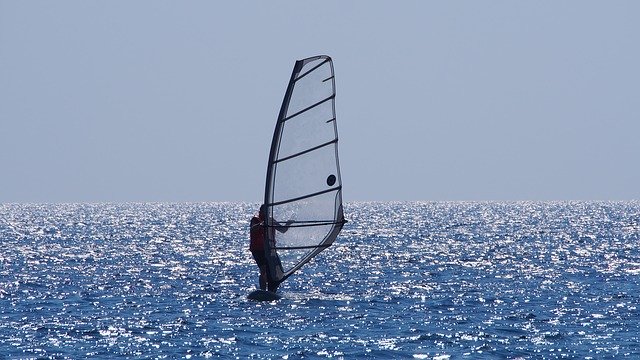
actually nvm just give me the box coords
[1,201,639,358]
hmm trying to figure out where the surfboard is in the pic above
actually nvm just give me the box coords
[247,289,282,301]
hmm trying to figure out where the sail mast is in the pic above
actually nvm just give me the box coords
[264,59,303,220]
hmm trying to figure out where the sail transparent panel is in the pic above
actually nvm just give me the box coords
[272,144,338,204]
[286,60,334,118]
[271,190,342,275]
[277,100,335,160]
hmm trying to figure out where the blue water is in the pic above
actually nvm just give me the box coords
[1,202,639,359]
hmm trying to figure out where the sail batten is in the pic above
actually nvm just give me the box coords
[263,55,344,285]
[268,186,342,207]
[270,220,345,228]
[272,139,338,164]
[295,58,331,82]
[282,95,335,122]
[275,244,332,250]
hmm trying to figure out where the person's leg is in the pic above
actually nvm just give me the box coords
[259,267,267,290]
[267,279,279,293]
[253,252,268,290]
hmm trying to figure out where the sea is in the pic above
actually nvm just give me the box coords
[1,201,639,359]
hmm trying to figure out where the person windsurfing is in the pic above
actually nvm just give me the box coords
[249,204,293,292]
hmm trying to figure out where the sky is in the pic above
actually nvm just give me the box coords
[1,1,639,203]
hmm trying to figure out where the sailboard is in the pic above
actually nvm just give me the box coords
[247,289,281,301]
[263,55,345,290]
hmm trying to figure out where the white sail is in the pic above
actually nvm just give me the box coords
[264,55,345,284]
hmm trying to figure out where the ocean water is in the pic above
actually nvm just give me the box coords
[1,201,639,359]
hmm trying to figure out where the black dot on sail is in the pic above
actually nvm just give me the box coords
[326,174,336,186]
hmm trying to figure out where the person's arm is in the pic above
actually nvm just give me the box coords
[250,217,263,231]
[273,219,294,233]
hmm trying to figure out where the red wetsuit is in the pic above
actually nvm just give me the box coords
[250,210,288,292]
[250,215,269,292]
[249,216,265,254]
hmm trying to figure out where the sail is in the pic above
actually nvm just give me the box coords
[264,55,345,285]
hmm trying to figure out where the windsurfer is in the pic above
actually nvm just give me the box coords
[249,204,293,292]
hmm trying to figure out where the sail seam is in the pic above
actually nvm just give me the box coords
[268,186,341,207]
[273,139,337,164]
[295,58,331,82]
[282,95,334,123]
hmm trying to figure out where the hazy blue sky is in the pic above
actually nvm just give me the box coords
[1,1,639,203]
